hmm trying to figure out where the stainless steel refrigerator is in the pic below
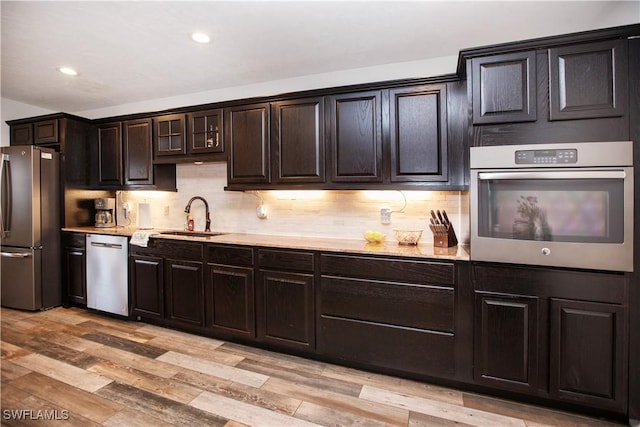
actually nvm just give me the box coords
[1,146,61,310]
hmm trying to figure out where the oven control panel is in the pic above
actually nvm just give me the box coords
[515,148,578,164]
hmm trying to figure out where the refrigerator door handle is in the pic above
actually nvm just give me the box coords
[0,153,11,238]
[1,251,32,258]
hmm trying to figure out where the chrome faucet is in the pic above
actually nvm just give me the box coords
[184,196,211,232]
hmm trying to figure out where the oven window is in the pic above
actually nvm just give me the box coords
[478,178,624,243]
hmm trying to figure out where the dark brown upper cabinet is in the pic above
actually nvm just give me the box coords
[389,84,448,182]
[226,102,271,185]
[154,113,186,157]
[10,118,61,146]
[272,97,325,184]
[97,122,123,186]
[10,123,33,145]
[548,39,627,121]
[187,109,224,155]
[123,118,154,186]
[472,51,537,124]
[34,119,60,145]
[95,118,175,190]
[327,90,383,183]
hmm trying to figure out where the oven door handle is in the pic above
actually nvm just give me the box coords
[478,170,627,180]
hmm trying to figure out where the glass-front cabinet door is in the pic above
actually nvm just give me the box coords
[187,109,224,155]
[154,114,186,156]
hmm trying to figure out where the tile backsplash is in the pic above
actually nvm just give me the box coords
[117,163,470,243]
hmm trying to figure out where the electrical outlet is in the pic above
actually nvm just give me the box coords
[123,203,130,218]
[380,208,392,224]
[163,205,170,216]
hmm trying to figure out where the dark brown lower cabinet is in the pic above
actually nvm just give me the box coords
[549,298,627,413]
[206,245,255,340]
[62,232,86,305]
[129,239,203,325]
[318,253,456,378]
[165,259,204,327]
[130,255,164,320]
[474,292,542,394]
[472,263,628,414]
[257,249,315,352]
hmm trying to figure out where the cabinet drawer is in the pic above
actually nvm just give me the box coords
[63,232,86,248]
[258,249,314,272]
[131,239,203,259]
[318,316,454,378]
[321,254,454,285]
[207,244,253,266]
[320,276,454,332]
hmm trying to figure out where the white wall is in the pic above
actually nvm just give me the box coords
[74,56,458,119]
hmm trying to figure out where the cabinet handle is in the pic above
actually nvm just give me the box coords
[1,251,31,258]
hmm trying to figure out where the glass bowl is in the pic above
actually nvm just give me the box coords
[392,229,423,245]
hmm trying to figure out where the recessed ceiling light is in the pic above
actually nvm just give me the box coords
[58,67,78,76]
[190,32,211,44]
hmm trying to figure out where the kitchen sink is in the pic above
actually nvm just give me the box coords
[159,231,226,238]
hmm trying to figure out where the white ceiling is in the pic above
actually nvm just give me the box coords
[1,1,639,114]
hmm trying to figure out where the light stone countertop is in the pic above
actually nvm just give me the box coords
[63,226,469,261]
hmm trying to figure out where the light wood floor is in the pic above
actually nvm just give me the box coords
[1,306,625,426]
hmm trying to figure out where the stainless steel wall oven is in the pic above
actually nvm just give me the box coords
[470,141,633,272]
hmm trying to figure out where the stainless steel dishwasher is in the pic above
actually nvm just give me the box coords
[86,234,129,316]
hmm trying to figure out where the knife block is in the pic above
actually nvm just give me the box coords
[432,224,458,248]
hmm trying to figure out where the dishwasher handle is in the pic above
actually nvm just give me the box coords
[90,242,123,250]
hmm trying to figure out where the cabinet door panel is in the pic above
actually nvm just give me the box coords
[166,259,204,326]
[472,51,537,124]
[188,109,223,155]
[389,84,448,182]
[550,298,627,412]
[207,263,255,338]
[474,292,540,393]
[328,91,382,182]
[124,119,153,185]
[226,103,270,184]
[64,248,86,305]
[154,114,186,156]
[97,122,123,185]
[131,256,164,319]
[34,119,59,145]
[258,270,314,350]
[272,98,325,184]
[11,123,33,145]
[549,40,627,121]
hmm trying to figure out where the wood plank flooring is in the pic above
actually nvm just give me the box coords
[0,307,625,426]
